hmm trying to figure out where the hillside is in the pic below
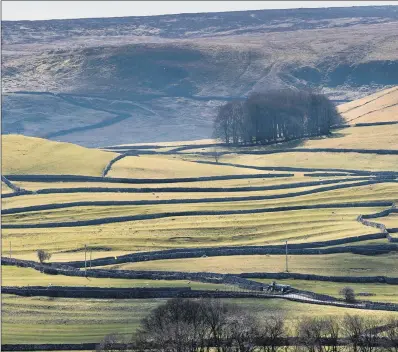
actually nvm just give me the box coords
[2,6,398,146]
[2,134,115,176]
[338,86,398,124]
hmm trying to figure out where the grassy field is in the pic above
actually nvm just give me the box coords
[3,183,396,225]
[5,181,365,208]
[3,294,397,344]
[102,252,397,277]
[2,135,116,176]
[2,180,14,194]
[11,173,361,191]
[338,86,398,124]
[2,207,386,258]
[2,102,398,346]
[251,279,398,303]
[189,152,398,172]
[377,213,398,228]
[180,125,398,152]
[1,266,232,291]
[106,154,261,178]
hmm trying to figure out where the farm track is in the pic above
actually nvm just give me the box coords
[2,179,393,215]
[2,201,394,228]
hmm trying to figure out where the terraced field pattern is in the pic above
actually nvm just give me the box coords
[2,88,398,344]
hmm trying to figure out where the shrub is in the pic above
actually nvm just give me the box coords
[339,286,356,303]
[37,249,51,263]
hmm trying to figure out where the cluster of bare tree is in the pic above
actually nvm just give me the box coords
[213,90,343,144]
[97,298,398,352]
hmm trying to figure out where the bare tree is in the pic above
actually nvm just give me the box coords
[96,333,127,352]
[212,146,221,163]
[339,287,356,303]
[342,315,364,352]
[383,318,398,352]
[214,89,342,145]
[37,249,51,263]
[257,315,286,352]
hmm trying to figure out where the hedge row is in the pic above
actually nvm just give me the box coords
[2,201,393,229]
[2,179,388,215]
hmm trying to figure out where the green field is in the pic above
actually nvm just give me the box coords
[102,252,397,277]
[2,114,398,346]
[2,134,116,176]
[1,266,232,291]
[2,207,386,257]
[3,294,397,344]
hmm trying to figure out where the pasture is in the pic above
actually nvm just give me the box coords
[2,92,398,345]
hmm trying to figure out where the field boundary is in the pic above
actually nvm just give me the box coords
[2,179,391,215]
[358,203,398,242]
[2,201,393,228]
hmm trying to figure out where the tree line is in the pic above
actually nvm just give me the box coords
[213,90,343,145]
[97,298,398,352]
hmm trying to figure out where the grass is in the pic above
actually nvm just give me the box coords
[2,182,396,225]
[1,266,233,291]
[190,152,398,172]
[2,121,398,345]
[103,252,398,277]
[2,134,116,176]
[2,181,14,194]
[1,179,377,209]
[338,86,398,123]
[106,154,261,178]
[377,213,398,228]
[250,279,398,304]
[3,294,397,344]
[180,125,398,152]
[10,173,361,191]
[1,207,386,257]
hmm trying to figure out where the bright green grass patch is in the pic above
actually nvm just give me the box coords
[1,265,232,291]
[3,294,397,344]
[105,252,397,277]
[2,207,384,257]
[251,279,398,304]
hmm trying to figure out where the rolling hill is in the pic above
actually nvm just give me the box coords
[1,134,116,176]
[2,6,398,146]
[338,86,398,124]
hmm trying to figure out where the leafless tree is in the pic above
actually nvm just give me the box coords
[96,333,127,352]
[212,146,221,163]
[382,318,398,352]
[37,249,51,263]
[257,315,287,352]
[339,287,356,303]
[214,89,342,145]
